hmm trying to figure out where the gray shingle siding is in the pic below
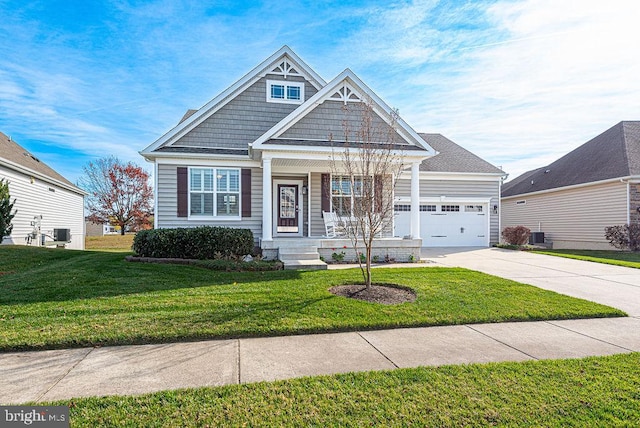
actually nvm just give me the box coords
[280,100,406,143]
[156,163,264,239]
[172,76,317,150]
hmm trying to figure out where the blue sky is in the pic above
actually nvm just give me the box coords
[1,0,639,184]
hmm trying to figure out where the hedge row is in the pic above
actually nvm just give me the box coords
[132,226,254,259]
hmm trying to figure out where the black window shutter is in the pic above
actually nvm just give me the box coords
[321,173,331,213]
[177,167,188,218]
[241,169,251,217]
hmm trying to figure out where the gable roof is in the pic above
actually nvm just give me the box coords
[253,69,436,155]
[140,45,326,157]
[0,132,85,195]
[418,133,504,174]
[502,121,640,197]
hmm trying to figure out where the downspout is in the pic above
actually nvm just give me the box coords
[154,161,159,229]
[621,178,630,225]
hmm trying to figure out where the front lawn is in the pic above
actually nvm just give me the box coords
[58,353,640,426]
[534,249,640,269]
[0,246,624,351]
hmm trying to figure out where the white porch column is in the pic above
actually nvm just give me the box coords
[410,161,421,239]
[262,158,273,242]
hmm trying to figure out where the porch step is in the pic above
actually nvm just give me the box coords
[279,248,321,261]
[282,259,328,271]
[278,246,327,270]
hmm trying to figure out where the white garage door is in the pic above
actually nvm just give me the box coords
[394,203,488,247]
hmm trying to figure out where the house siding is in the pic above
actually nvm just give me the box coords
[0,165,85,249]
[174,76,317,149]
[396,178,501,244]
[501,181,627,250]
[280,100,403,143]
[156,163,264,240]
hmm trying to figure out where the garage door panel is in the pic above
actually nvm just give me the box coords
[395,204,488,247]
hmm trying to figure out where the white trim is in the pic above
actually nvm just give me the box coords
[272,179,304,237]
[400,170,505,181]
[502,175,640,200]
[186,166,242,220]
[262,158,272,241]
[266,79,304,104]
[153,161,159,229]
[307,171,311,238]
[396,196,492,204]
[251,69,437,155]
[627,180,631,225]
[0,158,87,196]
[140,46,326,157]
[155,157,260,167]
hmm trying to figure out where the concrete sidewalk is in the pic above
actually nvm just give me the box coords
[2,317,639,404]
[3,247,640,404]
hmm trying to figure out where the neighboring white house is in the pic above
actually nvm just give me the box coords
[0,132,86,250]
[141,46,503,265]
[502,121,640,250]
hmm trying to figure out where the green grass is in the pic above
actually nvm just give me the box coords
[84,234,135,252]
[534,249,640,269]
[54,353,640,427]
[0,246,625,351]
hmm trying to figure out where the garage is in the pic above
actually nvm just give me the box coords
[394,202,489,247]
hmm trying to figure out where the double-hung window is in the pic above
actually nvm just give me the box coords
[331,175,372,216]
[190,168,240,217]
[266,79,304,104]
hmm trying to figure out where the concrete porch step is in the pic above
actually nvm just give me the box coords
[283,259,328,270]
[279,247,321,261]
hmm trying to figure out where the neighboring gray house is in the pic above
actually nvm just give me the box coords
[0,132,86,249]
[141,46,503,264]
[502,121,640,250]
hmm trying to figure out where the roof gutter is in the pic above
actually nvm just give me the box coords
[502,175,640,200]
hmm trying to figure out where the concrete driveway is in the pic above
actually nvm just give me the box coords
[422,247,640,316]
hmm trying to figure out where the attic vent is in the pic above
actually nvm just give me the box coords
[516,200,526,205]
[23,152,40,162]
[329,83,362,105]
[544,169,551,173]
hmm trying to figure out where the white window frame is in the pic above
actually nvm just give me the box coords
[188,167,241,220]
[266,79,304,104]
[330,175,373,217]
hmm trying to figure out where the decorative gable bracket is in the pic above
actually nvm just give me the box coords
[267,57,303,79]
[328,82,363,105]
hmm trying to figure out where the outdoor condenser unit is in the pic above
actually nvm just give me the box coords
[53,228,71,242]
[529,232,545,245]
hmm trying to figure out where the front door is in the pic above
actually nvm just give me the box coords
[277,184,299,233]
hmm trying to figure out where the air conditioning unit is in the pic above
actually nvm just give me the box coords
[529,232,545,245]
[54,228,71,242]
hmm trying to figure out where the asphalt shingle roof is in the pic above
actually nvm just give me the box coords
[0,132,79,189]
[502,121,640,198]
[418,133,504,174]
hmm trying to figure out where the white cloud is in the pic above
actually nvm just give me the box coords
[365,0,640,180]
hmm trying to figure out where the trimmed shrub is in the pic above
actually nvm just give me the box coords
[132,226,254,259]
[501,226,531,246]
[605,224,640,251]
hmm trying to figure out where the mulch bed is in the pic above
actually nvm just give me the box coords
[329,284,416,305]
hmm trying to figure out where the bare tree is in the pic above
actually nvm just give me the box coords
[79,157,153,235]
[329,100,406,287]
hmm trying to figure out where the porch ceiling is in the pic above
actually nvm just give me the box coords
[271,158,331,171]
